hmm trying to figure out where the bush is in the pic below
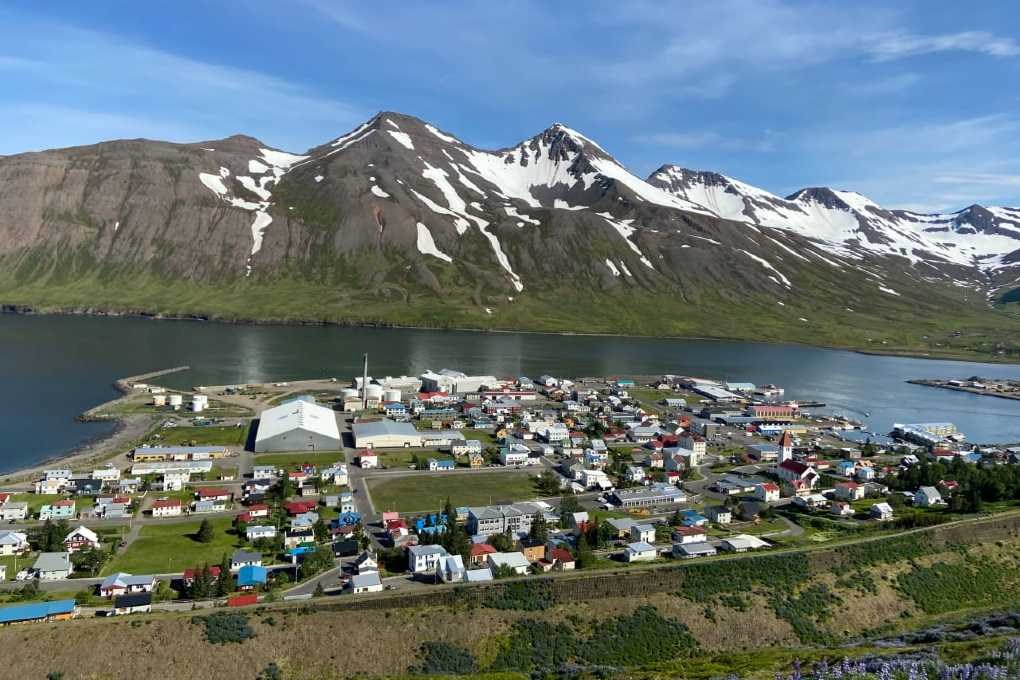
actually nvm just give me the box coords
[413,641,478,675]
[491,620,577,672]
[580,605,699,666]
[196,611,256,644]
[484,579,554,611]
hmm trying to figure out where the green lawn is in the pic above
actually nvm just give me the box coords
[11,493,64,514]
[147,424,250,447]
[0,554,34,581]
[367,470,541,513]
[102,517,245,575]
[461,430,499,447]
[376,450,455,469]
[253,450,347,469]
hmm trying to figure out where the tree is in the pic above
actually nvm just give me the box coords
[313,518,330,544]
[190,564,212,599]
[558,495,580,528]
[487,531,513,552]
[216,554,232,597]
[72,547,107,576]
[535,470,562,496]
[300,546,335,578]
[529,513,549,543]
[196,519,215,544]
[274,475,295,502]
[575,533,594,569]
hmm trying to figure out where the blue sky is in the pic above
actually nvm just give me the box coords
[2,1,1019,212]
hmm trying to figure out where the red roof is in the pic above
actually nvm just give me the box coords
[550,548,574,563]
[152,498,182,509]
[53,499,75,507]
[227,594,258,607]
[779,431,793,447]
[674,526,707,536]
[246,503,270,512]
[470,543,497,557]
[197,487,230,498]
[837,481,860,489]
[779,460,811,475]
[284,501,317,515]
[183,565,222,581]
[760,482,780,492]
[0,493,11,504]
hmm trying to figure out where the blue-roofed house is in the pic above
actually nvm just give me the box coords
[0,599,78,625]
[236,565,268,590]
[835,460,857,476]
[680,510,708,527]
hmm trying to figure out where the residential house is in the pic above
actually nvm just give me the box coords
[38,500,76,521]
[720,534,771,553]
[408,545,449,574]
[705,506,732,524]
[834,482,865,501]
[746,443,780,462]
[112,592,152,615]
[192,499,228,514]
[0,531,29,556]
[245,525,277,542]
[678,509,708,527]
[758,481,779,503]
[625,466,646,484]
[831,500,854,517]
[63,526,100,553]
[34,552,73,580]
[672,526,708,544]
[487,551,530,575]
[436,555,467,583]
[359,451,379,468]
[451,439,483,456]
[519,539,546,563]
[630,523,656,544]
[914,486,945,507]
[468,452,485,468]
[0,502,28,521]
[157,472,189,492]
[151,498,182,518]
[34,477,66,495]
[428,458,456,472]
[777,460,819,493]
[100,573,157,598]
[548,547,575,570]
[871,502,894,521]
[672,542,717,559]
[252,465,278,480]
[606,517,635,539]
[354,550,378,574]
[469,543,497,566]
[195,487,232,503]
[623,541,657,562]
[350,571,383,594]
[236,565,268,590]
[231,550,263,572]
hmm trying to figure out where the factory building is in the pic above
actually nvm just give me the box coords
[254,398,342,453]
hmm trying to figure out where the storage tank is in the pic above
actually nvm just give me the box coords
[168,394,183,408]
[340,388,359,400]
[365,384,384,400]
[152,394,167,407]
[382,389,401,403]
[191,394,209,412]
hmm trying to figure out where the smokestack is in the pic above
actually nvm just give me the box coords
[362,353,369,410]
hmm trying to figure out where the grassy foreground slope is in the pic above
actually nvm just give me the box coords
[3,512,1020,680]
[4,264,1020,361]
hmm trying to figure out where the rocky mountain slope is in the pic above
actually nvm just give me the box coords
[1,112,1019,356]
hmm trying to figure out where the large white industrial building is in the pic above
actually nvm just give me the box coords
[420,369,498,394]
[254,398,343,453]
[352,418,466,449]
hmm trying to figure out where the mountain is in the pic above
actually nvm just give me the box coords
[2,111,1020,359]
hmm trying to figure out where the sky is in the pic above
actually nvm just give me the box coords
[1,1,1019,212]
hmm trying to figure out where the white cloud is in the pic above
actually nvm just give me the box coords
[867,31,1020,61]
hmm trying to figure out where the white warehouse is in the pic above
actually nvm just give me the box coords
[255,398,343,453]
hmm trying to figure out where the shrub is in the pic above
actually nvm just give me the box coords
[484,579,554,611]
[413,641,478,675]
[197,611,256,644]
[580,605,699,666]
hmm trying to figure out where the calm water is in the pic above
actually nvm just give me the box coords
[3,314,1020,473]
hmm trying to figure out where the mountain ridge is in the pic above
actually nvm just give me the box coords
[1,110,1020,360]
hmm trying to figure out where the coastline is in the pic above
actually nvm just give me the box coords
[4,302,1018,366]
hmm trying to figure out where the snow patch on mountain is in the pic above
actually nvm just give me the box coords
[416,222,452,262]
[387,130,414,150]
[739,249,791,287]
[370,185,390,198]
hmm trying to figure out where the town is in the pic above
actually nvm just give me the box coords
[1,365,1019,627]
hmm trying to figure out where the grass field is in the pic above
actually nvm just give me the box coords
[460,429,499,447]
[148,424,249,447]
[253,450,347,469]
[367,470,541,513]
[375,450,454,469]
[103,517,245,574]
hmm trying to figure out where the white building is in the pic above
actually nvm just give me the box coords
[630,523,656,544]
[487,551,530,575]
[350,571,383,594]
[34,552,73,580]
[408,545,449,574]
[420,369,497,394]
[252,465,278,480]
[623,541,657,562]
[254,398,342,453]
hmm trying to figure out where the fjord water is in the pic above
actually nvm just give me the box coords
[3,314,1020,473]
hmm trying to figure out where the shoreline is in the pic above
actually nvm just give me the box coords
[4,302,1018,367]
[907,379,1020,403]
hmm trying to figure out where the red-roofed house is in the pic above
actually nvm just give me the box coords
[754,482,781,502]
[777,460,819,490]
[151,498,182,518]
[284,500,317,516]
[548,547,575,570]
[182,565,221,585]
[470,543,497,566]
[834,482,865,501]
[672,525,708,544]
[196,488,232,502]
